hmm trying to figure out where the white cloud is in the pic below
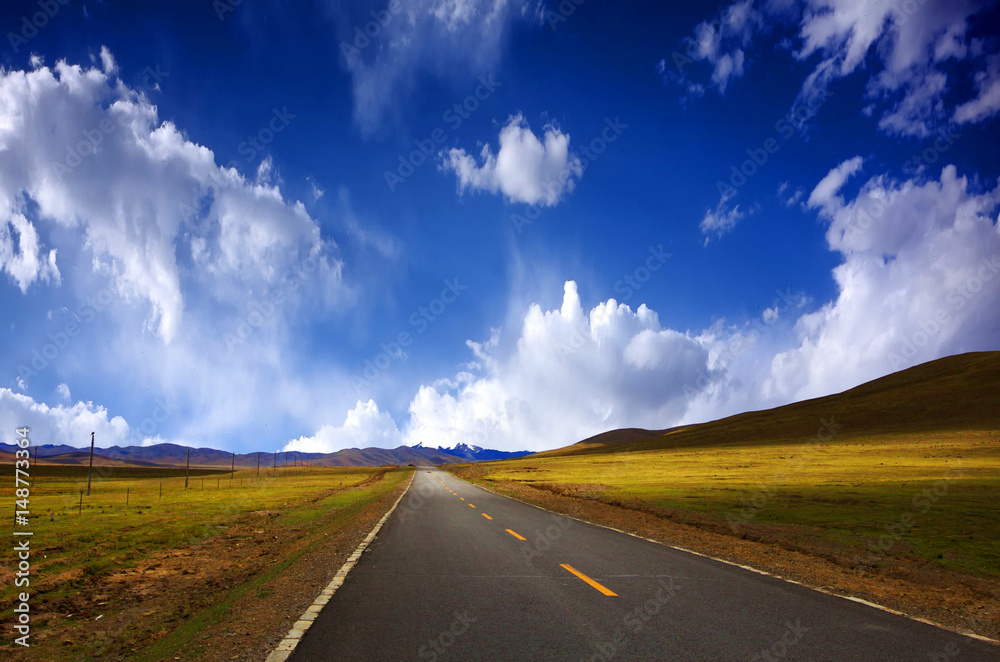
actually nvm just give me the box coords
[954,53,1000,125]
[440,114,583,206]
[807,155,863,212]
[338,0,532,135]
[56,383,71,400]
[282,399,403,453]
[0,53,344,343]
[700,187,749,243]
[668,0,763,94]
[0,212,60,292]
[767,164,1000,402]
[0,387,130,447]
[402,281,712,451]
[668,1,999,136]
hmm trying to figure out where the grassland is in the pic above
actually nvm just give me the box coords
[449,352,1000,638]
[0,463,412,661]
[454,431,999,576]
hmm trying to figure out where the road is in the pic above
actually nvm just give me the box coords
[288,467,997,661]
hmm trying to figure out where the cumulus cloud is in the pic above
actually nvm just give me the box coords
[401,281,712,451]
[767,163,1000,401]
[55,383,71,400]
[0,53,343,343]
[440,114,583,206]
[337,0,533,135]
[282,400,403,453]
[0,387,130,447]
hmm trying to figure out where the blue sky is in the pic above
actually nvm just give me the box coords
[2,0,999,453]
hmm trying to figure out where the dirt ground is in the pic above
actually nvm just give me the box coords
[453,472,1000,643]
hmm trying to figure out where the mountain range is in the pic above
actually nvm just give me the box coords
[0,440,530,468]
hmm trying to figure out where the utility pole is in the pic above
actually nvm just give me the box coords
[86,432,95,496]
[273,452,277,476]
[257,452,261,476]
[184,448,190,489]
[231,451,235,478]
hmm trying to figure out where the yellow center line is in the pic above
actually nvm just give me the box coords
[459,497,465,500]
[560,564,618,596]
[482,513,492,520]
[505,529,527,541]
[468,503,476,508]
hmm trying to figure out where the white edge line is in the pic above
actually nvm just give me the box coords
[263,471,415,662]
[446,469,1000,646]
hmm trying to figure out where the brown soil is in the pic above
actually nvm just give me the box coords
[451,469,1000,643]
[4,470,410,662]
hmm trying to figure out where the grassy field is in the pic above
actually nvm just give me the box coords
[453,431,1000,578]
[0,463,412,661]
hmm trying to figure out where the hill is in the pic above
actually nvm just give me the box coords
[542,351,1000,456]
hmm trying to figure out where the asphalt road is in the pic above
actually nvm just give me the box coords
[288,467,997,661]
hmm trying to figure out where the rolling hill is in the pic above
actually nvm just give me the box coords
[539,351,1000,456]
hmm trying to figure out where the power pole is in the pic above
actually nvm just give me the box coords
[86,432,95,496]
[273,452,277,476]
[184,448,190,489]
[231,451,235,477]
[257,452,261,476]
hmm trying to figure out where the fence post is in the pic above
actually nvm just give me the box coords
[86,432,95,496]
[78,491,83,514]
[126,487,130,506]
